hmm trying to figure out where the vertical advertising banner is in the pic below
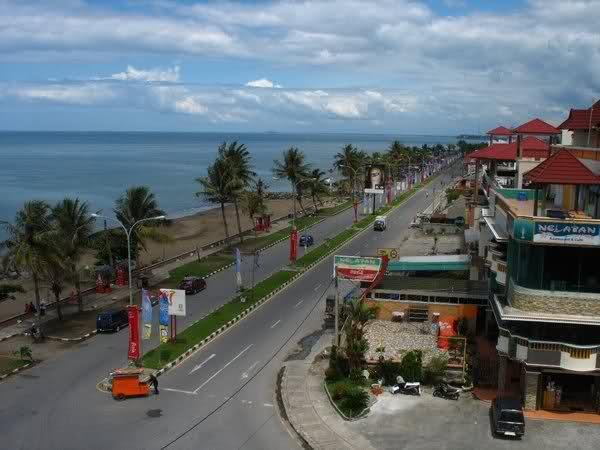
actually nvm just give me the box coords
[141,289,152,340]
[127,305,140,360]
[159,291,169,343]
[234,247,242,289]
[289,228,298,262]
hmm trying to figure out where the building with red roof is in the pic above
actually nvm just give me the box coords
[512,118,560,135]
[557,100,600,148]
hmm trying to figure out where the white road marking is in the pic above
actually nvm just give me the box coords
[163,388,196,395]
[313,283,322,292]
[188,353,216,375]
[294,300,303,308]
[241,360,260,379]
[193,344,253,393]
[263,403,274,407]
[270,320,281,329]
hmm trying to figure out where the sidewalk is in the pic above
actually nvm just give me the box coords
[281,333,375,450]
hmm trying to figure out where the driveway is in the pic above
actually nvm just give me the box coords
[347,390,600,450]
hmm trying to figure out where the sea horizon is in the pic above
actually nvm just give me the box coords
[0,130,477,236]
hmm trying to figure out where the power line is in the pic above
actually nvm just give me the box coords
[161,276,335,449]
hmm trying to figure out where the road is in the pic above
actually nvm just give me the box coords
[0,165,459,450]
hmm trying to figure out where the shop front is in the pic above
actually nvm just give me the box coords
[539,371,600,413]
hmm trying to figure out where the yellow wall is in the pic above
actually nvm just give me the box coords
[366,300,478,322]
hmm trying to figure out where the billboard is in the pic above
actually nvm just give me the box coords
[364,165,386,194]
[533,222,600,246]
[334,255,382,282]
[377,248,399,260]
[160,288,187,317]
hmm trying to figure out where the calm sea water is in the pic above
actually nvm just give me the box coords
[0,131,464,227]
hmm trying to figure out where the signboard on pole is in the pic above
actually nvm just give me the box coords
[159,291,169,343]
[159,288,186,317]
[127,305,140,360]
[289,228,298,262]
[377,248,399,260]
[364,165,386,194]
[141,289,152,340]
[334,255,382,282]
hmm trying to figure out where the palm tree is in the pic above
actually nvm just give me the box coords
[343,298,378,372]
[52,198,95,312]
[218,141,255,243]
[2,201,52,315]
[241,178,269,236]
[308,169,328,212]
[387,140,407,180]
[40,244,67,321]
[196,158,239,243]
[273,147,311,222]
[114,186,168,264]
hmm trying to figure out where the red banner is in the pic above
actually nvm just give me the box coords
[127,305,140,360]
[289,228,298,262]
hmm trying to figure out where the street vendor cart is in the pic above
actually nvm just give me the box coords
[110,368,150,400]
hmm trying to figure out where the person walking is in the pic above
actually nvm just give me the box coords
[149,373,159,394]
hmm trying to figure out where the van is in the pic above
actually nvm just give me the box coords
[96,309,128,332]
[374,215,387,231]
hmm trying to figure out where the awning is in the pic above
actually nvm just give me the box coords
[483,216,508,242]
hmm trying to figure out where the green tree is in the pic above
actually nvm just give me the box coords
[196,158,239,243]
[343,299,378,373]
[218,141,255,243]
[0,284,24,302]
[272,147,311,219]
[40,243,67,320]
[51,198,95,312]
[308,168,328,212]
[241,178,269,237]
[2,201,52,315]
[114,186,168,264]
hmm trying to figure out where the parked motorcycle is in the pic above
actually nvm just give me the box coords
[390,376,421,396]
[26,325,45,343]
[433,382,460,400]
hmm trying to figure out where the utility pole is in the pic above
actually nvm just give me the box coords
[334,275,340,347]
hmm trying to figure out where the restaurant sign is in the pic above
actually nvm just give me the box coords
[334,255,382,282]
[534,222,600,246]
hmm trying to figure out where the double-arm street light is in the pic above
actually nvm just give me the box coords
[91,213,165,306]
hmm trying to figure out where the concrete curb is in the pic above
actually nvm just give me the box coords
[151,181,431,377]
[0,333,22,343]
[0,360,35,382]
[45,329,98,342]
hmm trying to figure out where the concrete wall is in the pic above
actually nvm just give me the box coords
[523,371,540,410]
[572,130,600,147]
[516,158,544,189]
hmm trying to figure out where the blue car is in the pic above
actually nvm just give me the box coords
[299,234,314,247]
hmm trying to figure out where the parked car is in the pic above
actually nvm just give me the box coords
[299,234,314,247]
[491,397,525,438]
[178,276,207,294]
[96,309,128,332]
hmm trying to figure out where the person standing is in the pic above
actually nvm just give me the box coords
[39,299,47,316]
[149,373,159,394]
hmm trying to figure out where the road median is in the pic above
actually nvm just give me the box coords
[143,177,436,373]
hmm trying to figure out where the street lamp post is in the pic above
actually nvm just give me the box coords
[91,213,165,306]
[273,177,315,230]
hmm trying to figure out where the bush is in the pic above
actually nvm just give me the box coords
[341,387,369,416]
[325,367,341,382]
[378,360,402,386]
[334,355,350,378]
[400,351,422,382]
[349,368,367,385]
[423,354,448,385]
[330,380,353,401]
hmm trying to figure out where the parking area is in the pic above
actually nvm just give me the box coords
[347,390,600,450]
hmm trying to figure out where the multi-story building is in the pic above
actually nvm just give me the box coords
[476,106,600,414]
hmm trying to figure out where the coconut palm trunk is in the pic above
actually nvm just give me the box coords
[74,271,83,313]
[220,201,231,243]
[32,272,41,317]
[52,286,63,321]
[233,198,244,243]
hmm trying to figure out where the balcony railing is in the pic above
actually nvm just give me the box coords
[497,328,600,371]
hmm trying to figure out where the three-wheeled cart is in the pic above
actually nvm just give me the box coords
[110,368,150,400]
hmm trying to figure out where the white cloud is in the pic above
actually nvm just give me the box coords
[109,65,180,82]
[245,78,282,88]
[13,83,116,105]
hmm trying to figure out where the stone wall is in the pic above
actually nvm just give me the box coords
[523,371,540,410]
[511,289,600,316]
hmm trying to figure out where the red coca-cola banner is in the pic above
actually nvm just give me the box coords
[127,305,140,360]
[289,228,298,262]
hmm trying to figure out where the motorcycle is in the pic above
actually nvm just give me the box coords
[26,325,45,343]
[390,376,422,396]
[432,382,460,400]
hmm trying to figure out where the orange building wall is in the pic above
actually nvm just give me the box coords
[366,300,478,322]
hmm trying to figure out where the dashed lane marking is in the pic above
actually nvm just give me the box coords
[188,353,216,375]
[270,320,281,329]
[193,344,253,394]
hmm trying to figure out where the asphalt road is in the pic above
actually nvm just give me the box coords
[0,165,459,450]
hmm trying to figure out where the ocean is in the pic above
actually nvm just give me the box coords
[0,131,465,228]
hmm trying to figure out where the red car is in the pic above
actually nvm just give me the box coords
[178,276,207,294]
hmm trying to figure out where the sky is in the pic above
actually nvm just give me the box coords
[0,0,599,134]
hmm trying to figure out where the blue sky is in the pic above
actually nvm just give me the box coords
[0,0,598,133]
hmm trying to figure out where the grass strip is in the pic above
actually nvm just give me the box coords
[167,254,235,285]
[237,215,322,253]
[317,200,353,216]
[0,357,29,376]
[142,270,296,368]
